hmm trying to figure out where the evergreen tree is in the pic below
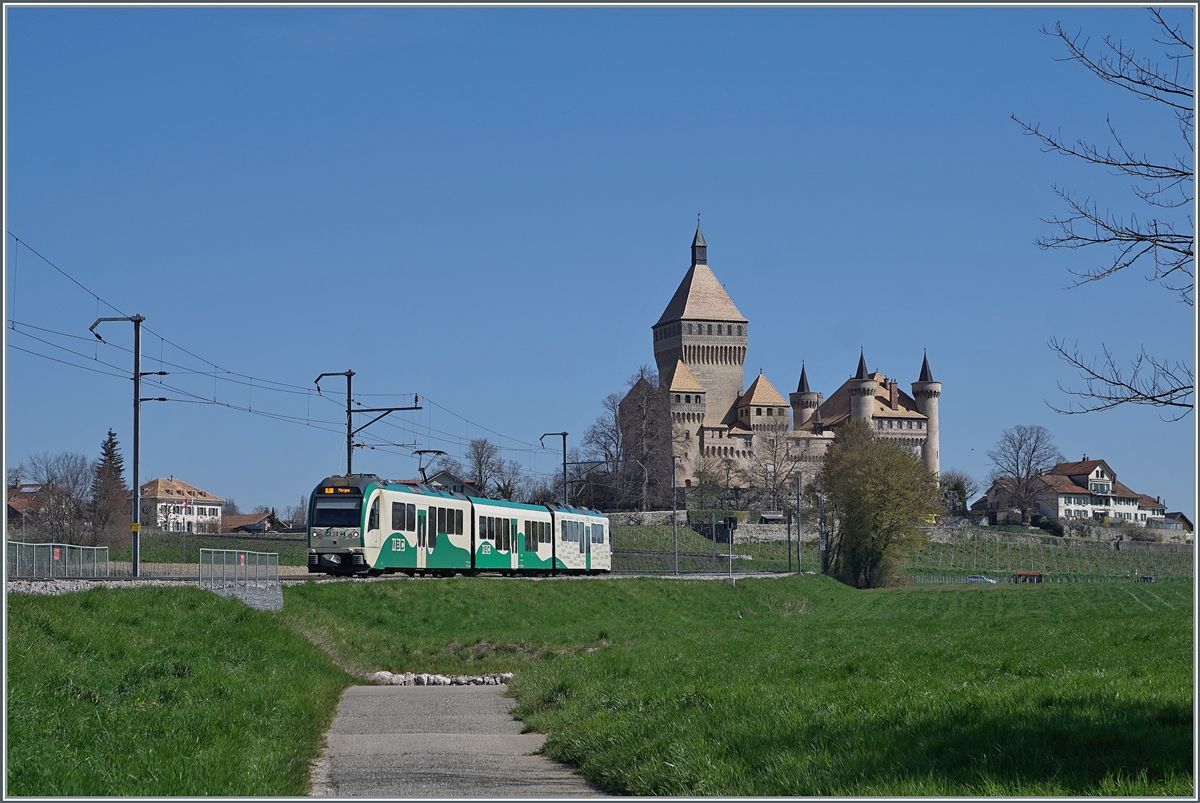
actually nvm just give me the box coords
[90,429,129,542]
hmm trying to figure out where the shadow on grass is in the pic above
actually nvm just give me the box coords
[745,693,1193,794]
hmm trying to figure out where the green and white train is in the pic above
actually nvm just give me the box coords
[307,474,611,576]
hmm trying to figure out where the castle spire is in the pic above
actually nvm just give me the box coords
[691,222,707,266]
[919,349,933,382]
[855,348,868,380]
[797,361,810,394]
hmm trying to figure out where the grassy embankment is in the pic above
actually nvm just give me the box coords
[8,575,1193,795]
[282,575,1193,795]
[6,587,351,795]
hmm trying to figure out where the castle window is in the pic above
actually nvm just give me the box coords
[716,325,722,335]
[918,421,923,429]
[767,408,774,416]
[877,421,883,429]
[888,420,894,429]
[756,408,762,416]
[687,324,693,334]
[685,395,691,403]
[675,394,681,403]
[907,421,912,429]
[708,324,713,335]
[737,326,743,336]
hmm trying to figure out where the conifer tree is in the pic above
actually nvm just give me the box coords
[90,429,128,542]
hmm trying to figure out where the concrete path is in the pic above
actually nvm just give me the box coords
[311,685,605,797]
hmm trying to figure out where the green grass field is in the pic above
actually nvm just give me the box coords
[7,575,1193,795]
[5,586,351,795]
[282,575,1193,795]
[108,532,310,566]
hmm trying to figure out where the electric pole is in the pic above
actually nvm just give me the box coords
[315,370,421,475]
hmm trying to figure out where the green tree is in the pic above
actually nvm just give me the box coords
[89,430,129,544]
[815,419,941,589]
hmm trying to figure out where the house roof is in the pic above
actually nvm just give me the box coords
[655,262,747,326]
[140,477,225,504]
[1165,512,1193,531]
[1047,460,1112,480]
[668,360,706,393]
[1038,474,1090,495]
[6,483,51,515]
[739,373,788,407]
[1136,494,1164,510]
[1110,480,1139,499]
[222,512,274,531]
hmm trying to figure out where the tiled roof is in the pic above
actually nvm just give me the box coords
[655,263,747,325]
[1039,474,1090,495]
[1110,480,1139,499]
[1136,494,1164,510]
[221,512,272,531]
[140,477,225,504]
[740,373,788,407]
[1047,460,1109,480]
[668,361,706,393]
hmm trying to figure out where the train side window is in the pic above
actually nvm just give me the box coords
[479,516,487,539]
[392,502,405,531]
[368,497,379,530]
[407,504,416,531]
[437,507,446,536]
[455,509,463,535]
[561,521,567,542]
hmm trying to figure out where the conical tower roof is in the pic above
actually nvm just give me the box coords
[741,372,788,407]
[656,226,746,326]
[918,350,934,382]
[656,263,747,326]
[797,362,810,394]
[854,348,869,380]
[668,360,706,393]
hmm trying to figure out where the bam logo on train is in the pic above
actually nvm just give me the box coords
[307,474,610,577]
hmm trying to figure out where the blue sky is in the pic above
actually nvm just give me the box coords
[4,6,1195,520]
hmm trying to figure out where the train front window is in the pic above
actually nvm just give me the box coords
[313,498,362,528]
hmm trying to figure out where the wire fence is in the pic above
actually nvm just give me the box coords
[907,532,1193,581]
[612,525,817,574]
[6,541,109,579]
[908,574,1171,585]
[198,549,282,610]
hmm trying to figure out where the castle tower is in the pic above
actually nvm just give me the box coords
[652,224,748,429]
[911,350,941,476]
[789,362,823,430]
[848,349,878,423]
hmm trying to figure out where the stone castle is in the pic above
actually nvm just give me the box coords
[625,224,941,487]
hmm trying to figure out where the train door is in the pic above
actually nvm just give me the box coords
[416,509,428,570]
[581,521,591,571]
[366,494,382,549]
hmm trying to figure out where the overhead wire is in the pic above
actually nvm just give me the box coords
[7,231,562,471]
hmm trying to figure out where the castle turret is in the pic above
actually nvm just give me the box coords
[911,350,941,476]
[848,349,878,423]
[652,223,748,429]
[789,361,823,430]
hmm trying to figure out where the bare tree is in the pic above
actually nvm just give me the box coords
[493,459,528,502]
[21,452,95,544]
[1013,8,1193,417]
[986,425,1065,523]
[283,495,308,528]
[617,365,673,510]
[223,499,241,516]
[738,422,807,512]
[462,438,502,497]
[939,468,980,516]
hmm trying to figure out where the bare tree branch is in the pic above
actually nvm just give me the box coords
[1048,338,1193,418]
[1013,8,1194,415]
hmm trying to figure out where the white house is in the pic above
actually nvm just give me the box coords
[140,477,224,533]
